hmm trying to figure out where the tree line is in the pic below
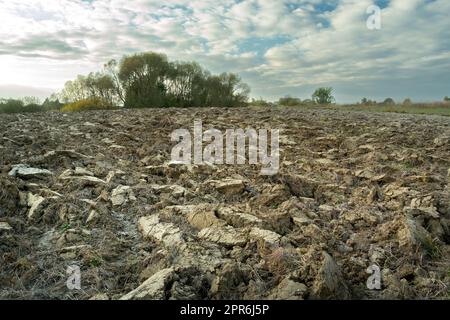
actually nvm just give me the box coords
[60,52,250,109]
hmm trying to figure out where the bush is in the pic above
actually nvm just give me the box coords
[278,96,302,106]
[0,99,23,113]
[361,98,376,105]
[61,98,114,112]
[403,98,412,105]
[22,103,45,113]
[383,98,395,105]
[249,98,272,107]
[0,99,45,114]
[302,99,314,105]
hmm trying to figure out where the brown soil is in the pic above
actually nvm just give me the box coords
[0,107,449,300]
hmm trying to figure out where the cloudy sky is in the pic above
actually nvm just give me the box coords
[0,0,449,103]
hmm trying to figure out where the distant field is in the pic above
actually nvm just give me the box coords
[265,103,450,117]
[330,103,450,116]
[2,100,450,116]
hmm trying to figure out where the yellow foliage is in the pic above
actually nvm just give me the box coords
[61,98,113,112]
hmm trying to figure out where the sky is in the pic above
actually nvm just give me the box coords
[0,0,449,103]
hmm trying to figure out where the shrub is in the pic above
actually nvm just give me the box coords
[278,96,302,106]
[403,98,412,105]
[61,98,114,112]
[361,98,376,105]
[302,99,314,105]
[0,99,45,114]
[383,98,395,105]
[0,99,24,113]
[250,98,272,107]
[22,103,45,113]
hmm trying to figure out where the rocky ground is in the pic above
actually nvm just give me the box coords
[0,107,449,300]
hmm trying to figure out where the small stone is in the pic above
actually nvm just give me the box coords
[354,169,386,182]
[434,136,449,147]
[120,268,175,300]
[405,207,440,219]
[398,218,432,249]
[89,293,109,300]
[209,179,245,196]
[9,164,53,178]
[0,222,13,231]
[292,214,312,226]
[59,244,92,253]
[216,207,262,227]
[249,227,281,246]
[27,193,46,220]
[311,252,351,299]
[74,167,94,176]
[269,278,307,300]
[139,215,184,247]
[187,210,225,230]
[86,210,100,224]
[198,226,247,247]
[210,263,250,299]
[111,185,136,206]
[150,184,186,198]
[102,138,115,144]
[60,174,106,185]
[284,175,318,198]
[110,144,126,149]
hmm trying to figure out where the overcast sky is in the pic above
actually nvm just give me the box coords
[0,0,449,103]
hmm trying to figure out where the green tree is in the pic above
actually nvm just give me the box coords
[118,52,170,108]
[104,59,125,104]
[61,75,90,103]
[60,73,116,107]
[85,72,116,106]
[312,87,335,104]
[166,61,205,107]
[218,72,250,107]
